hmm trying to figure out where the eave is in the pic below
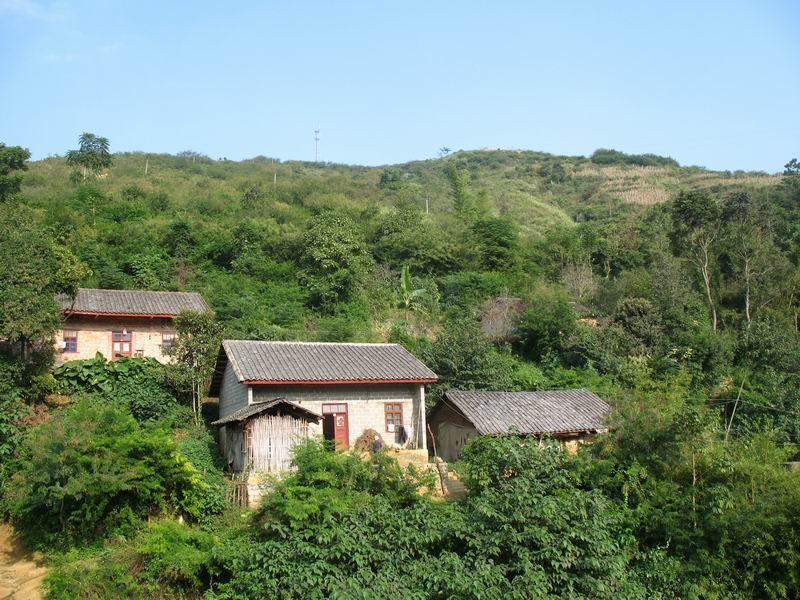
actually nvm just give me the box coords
[243,378,438,386]
[63,310,178,319]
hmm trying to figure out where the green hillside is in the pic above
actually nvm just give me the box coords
[3,139,800,598]
[17,147,785,340]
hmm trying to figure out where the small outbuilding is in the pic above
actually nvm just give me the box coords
[211,398,321,472]
[428,389,610,462]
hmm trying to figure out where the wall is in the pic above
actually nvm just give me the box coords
[428,403,478,462]
[55,315,175,364]
[219,361,249,418]
[251,383,427,450]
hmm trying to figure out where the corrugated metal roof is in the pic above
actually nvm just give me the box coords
[221,340,438,384]
[58,288,209,316]
[443,389,610,435]
[211,398,321,426]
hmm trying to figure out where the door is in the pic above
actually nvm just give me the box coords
[321,403,349,449]
[112,330,133,358]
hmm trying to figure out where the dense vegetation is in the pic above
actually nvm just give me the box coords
[1,136,799,598]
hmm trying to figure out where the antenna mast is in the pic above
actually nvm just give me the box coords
[314,126,320,163]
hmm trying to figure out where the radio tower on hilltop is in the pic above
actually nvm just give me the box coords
[314,126,320,163]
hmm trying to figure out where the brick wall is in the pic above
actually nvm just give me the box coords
[55,315,175,364]
[251,383,427,450]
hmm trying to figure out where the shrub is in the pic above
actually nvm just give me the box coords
[6,398,203,547]
[174,426,227,523]
[513,289,576,360]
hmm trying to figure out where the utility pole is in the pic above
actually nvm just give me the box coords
[314,126,320,163]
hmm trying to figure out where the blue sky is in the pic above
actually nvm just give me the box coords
[1,1,798,171]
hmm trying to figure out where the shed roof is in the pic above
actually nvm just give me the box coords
[59,288,209,317]
[217,340,437,385]
[441,389,610,435]
[211,398,321,426]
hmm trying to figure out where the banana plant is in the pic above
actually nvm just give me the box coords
[399,265,426,314]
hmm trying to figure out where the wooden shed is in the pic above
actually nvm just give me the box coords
[428,389,610,462]
[212,398,321,473]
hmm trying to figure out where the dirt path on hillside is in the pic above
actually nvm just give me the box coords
[0,524,46,600]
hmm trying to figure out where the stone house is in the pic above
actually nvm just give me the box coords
[56,288,209,364]
[209,340,438,473]
[427,389,610,462]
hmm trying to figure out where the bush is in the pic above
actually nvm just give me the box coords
[174,426,227,523]
[6,398,204,548]
[513,289,576,360]
[44,520,215,599]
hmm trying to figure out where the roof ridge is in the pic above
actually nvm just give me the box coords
[76,287,203,295]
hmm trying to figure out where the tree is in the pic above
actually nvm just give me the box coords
[721,192,779,325]
[671,191,721,331]
[0,143,31,202]
[299,212,372,309]
[66,132,112,182]
[168,310,222,424]
[0,206,88,366]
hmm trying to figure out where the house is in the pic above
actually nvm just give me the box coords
[427,389,610,462]
[56,288,209,363]
[209,340,438,473]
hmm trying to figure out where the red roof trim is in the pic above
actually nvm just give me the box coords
[244,378,438,386]
[63,310,178,318]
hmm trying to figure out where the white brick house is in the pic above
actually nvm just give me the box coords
[210,340,438,472]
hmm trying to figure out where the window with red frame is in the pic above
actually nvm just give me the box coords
[385,403,403,433]
[161,332,176,354]
[63,330,78,353]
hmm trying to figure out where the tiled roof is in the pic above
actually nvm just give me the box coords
[221,340,438,384]
[211,398,321,426]
[58,288,209,316]
[443,389,610,435]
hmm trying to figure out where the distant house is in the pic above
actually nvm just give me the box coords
[427,389,610,462]
[56,288,209,364]
[210,340,438,473]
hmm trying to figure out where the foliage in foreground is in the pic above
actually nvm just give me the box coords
[206,438,647,599]
[6,398,214,548]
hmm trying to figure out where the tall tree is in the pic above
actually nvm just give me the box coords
[66,132,112,182]
[168,310,222,424]
[0,143,31,202]
[671,191,722,332]
[721,192,778,325]
[0,205,88,364]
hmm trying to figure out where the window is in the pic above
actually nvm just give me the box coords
[322,404,347,414]
[161,332,176,354]
[63,330,77,353]
[385,403,403,433]
[112,330,132,357]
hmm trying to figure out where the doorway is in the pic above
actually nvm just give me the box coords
[321,403,349,449]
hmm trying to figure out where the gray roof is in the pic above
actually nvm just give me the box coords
[59,288,209,316]
[221,340,438,384]
[443,389,610,435]
[212,398,321,426]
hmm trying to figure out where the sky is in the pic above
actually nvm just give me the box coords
[1,1,798,172]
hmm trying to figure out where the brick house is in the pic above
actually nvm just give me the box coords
[56,288,209,364]
[427,389,610,462]
[210,340,438,473]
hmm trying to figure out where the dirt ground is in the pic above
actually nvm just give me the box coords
[0,524,45,600]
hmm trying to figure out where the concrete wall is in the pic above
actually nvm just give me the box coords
[251,383,427,450]
[56,315,175,364]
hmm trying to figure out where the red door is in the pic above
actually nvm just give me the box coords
[112,330,133,358]
[321,403,349,449]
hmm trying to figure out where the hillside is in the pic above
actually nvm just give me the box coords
[17,148,785,340]
[3,139,800,598]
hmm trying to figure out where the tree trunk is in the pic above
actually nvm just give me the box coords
[699,239,717,332]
